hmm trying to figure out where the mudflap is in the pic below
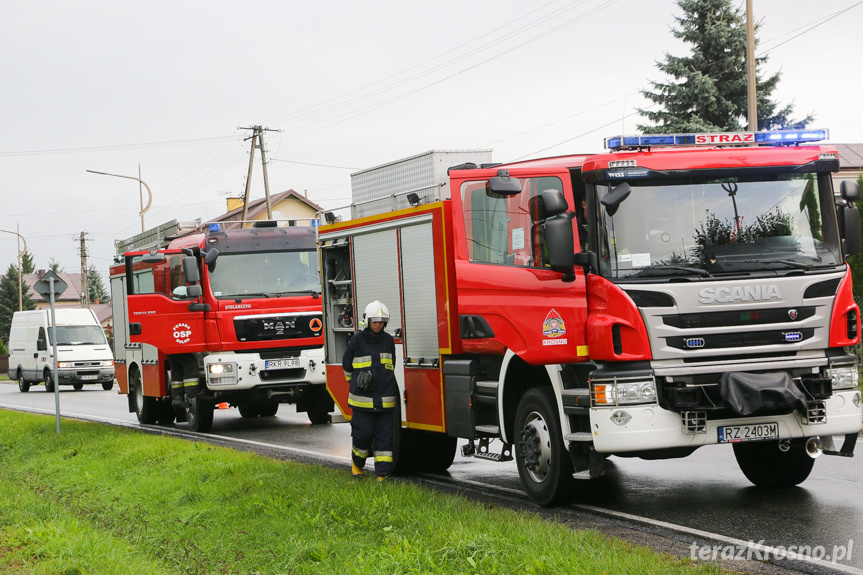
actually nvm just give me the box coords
[719,371,808,417]
[569,443,606,479]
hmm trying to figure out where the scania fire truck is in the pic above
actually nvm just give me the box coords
[110,221,332,432]
[319,133,863,505]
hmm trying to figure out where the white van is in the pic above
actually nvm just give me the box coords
[7,308,115,392]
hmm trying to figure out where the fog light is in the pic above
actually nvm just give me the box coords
[610,410,632,426]
[828,365,858,390]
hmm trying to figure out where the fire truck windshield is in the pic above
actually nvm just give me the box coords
[208,249,320,298]
[595,173,843,280]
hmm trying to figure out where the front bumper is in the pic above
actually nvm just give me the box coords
[57,368,115,384]
[588,389,862,453]
[204,348,325,391]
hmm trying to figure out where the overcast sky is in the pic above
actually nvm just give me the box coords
[2,0,862,286]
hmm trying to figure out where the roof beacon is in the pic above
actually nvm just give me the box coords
[605,129,829,151]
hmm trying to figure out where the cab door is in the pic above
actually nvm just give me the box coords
[125,251,209,354]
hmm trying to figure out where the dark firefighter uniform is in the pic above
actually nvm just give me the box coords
[342,325,398,477]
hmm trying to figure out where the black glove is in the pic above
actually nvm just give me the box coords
[355,371,374,393]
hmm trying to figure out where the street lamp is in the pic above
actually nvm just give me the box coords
[86,167,153,232]
[0,227,27,311]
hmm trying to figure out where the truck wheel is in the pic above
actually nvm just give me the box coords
[44,371,55,393]
[131,368,158,425]
[102,381,114,391]
[514,387,575,506]
[306,386,333,425]
[156,400,176,425]
[238,405,261,418]
[733,439,815,488]
[185,396,214,432]
[18,372,30,393]
[417,432,457,473]
[259,404,279,417]
[73,383,84,391]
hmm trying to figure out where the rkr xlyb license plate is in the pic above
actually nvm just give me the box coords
[264,358,300,370]
[718,422,779,443]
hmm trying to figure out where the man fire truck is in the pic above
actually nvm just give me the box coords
[319,134,863,505]
[110,221,332,432]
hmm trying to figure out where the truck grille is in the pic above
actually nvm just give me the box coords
[663,306,815,329]
[234,313,323,343]
[666,328,815,350]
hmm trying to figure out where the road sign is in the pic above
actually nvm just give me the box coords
[34,270,68,299]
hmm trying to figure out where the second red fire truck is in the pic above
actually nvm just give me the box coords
[110,220,332,432]
[319,132,863,505]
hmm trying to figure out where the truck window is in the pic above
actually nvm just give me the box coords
[461,176,564,268]
[129,254,189,298]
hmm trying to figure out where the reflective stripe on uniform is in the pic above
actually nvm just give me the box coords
[183,378,198,388]
[352,446,369,458]
[380,396,397,409]
[344,369,352,382]
[374,451,393,463]
[352,355,372,369]
[380,353,394,370]
[348,393,374,409]
[171,381,183,390]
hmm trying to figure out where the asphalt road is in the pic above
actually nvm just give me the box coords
[2,381,861,574]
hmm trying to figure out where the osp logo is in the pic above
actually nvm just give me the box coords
[172,322,192,344]
[698,285,782,304]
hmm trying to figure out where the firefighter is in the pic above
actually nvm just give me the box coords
[342,300,398,480]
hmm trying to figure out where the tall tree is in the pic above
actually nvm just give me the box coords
[87,265,110,304]
[21,250,35,274]
[638,0,812,133]
[48,257,65,274]
[0,263,37,346]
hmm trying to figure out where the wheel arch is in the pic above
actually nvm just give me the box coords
[499,349,568,444]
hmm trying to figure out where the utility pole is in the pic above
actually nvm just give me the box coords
[78,232,90,308]
[745,0,758,131]
[238,125,279,227]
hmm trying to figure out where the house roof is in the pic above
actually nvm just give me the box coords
[20,271,85,303]
[207,189,324,227]
[834,144,863,171]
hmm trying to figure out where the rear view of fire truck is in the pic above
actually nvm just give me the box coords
[320,133,862,505]
[110,221,331,432]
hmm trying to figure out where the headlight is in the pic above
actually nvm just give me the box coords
[101,360,115,368]
[828,365,859,390]
[58,362,71,369]
[592,379,657,406]
[207,362,238,385]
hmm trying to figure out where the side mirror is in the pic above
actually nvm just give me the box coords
[841,180,862,203]
[600,182,632,217]
[545,214,576,281]
[141,250,165,263]
[182,256,200,284]
[204,248,219,273]
[37,339,47,351]
[541,189,569,217]
[840,204,861,258]
[186,284,203,298]
[488,170,522,196]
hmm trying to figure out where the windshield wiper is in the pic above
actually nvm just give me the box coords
[631,265,712,278]
[720,259,808,270]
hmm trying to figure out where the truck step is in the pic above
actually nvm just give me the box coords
[475,424,500,435]
[475,380,499,391]
[564,432,593,442]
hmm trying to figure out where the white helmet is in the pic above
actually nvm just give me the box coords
[363,300,390,325]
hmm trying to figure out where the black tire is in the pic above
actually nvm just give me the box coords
[514,387,575,506]
[186,396,214,432]
[733,439,815,488]
[131,367,158,425]
[306,386,333,425]
[415,432,458,473]
[259,404,279,418]
[73,383,84,391]
[44,371,55,393]
[18,372,30,393]
[156,400,177,425]
[238,405,261,418]
[102,381,114,391]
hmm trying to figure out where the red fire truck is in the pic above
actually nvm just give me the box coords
[319,132,863,505]
[110,221,332,432]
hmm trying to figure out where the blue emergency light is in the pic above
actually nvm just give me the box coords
[208,223,221,232]
[605,129,829,150]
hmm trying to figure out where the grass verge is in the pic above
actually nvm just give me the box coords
[0,410,726,575]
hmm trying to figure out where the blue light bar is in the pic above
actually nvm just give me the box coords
[605,129,829,150]
[208,223,221,232]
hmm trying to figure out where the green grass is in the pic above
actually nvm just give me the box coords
[0,410,727,575]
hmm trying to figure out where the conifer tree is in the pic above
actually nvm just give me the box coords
[0,263,37,345]
[638,0,812,133]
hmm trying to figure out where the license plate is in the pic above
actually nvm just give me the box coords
[80,375,98,380]
[264,358,300,370]
[718,422,779,443]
